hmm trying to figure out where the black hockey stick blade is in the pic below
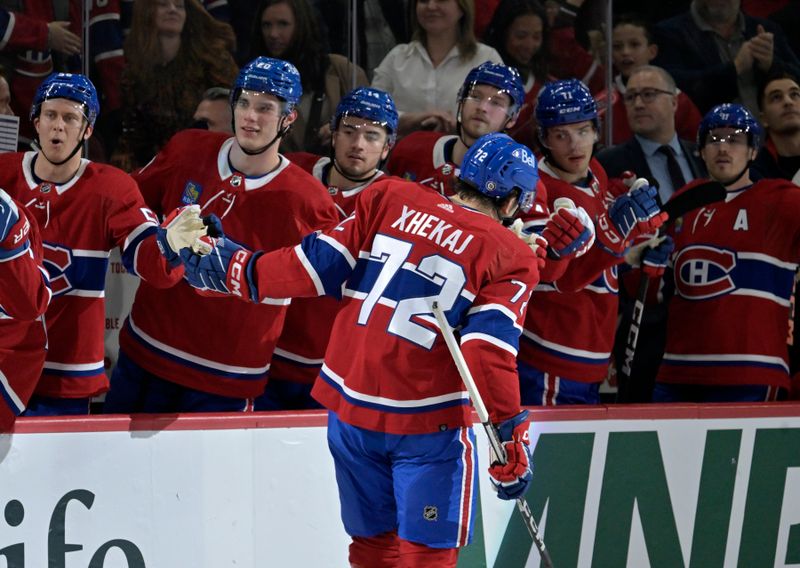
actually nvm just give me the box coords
[662,180,726,226]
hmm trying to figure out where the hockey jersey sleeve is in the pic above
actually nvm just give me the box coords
[459,256,538,424]
[105,170,184,288]
[0,210,50,321]
[0,8,48,51]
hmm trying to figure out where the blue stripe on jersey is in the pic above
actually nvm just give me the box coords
[125,319,269,381]
[521,333,610,367]
[319,369,469,415]
[347,257,471,309]
[461,309,520,350]
[121,226,157,277]
[302,232,353,299]
[725,257,794,300]
[42,365,105,378]
[43,246,108,297]
[661,356,788,373]
[0,382,23,416]
[271,351,323,369]
[89,16,123,57]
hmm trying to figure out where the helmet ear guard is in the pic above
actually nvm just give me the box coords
[459,133,539,214]
[31,73,99,127]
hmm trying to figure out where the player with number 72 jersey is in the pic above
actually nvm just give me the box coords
[194,178,540,435]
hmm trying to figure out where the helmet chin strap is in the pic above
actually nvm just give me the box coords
[713,160,753,189]
[237,115,290,156]
[35,121,89,167]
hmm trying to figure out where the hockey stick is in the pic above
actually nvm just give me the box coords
[431,302,554,568]
[618,180,727,382]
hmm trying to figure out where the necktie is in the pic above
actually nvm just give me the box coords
[657,145,687,193]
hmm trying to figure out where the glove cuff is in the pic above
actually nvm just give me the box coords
[155,226,181,267]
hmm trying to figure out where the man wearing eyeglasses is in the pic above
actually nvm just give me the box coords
[654,103,800,402]
[597,65,707,206]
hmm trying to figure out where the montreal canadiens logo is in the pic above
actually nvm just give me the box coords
[674,245,736,300]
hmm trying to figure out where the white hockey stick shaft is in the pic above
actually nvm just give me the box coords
[431,302,554,568]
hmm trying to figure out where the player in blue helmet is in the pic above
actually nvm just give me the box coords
[535,78,600,178]
[697,103,763,188]
[328,86,398,184]
[456,62,525,153]
[30,73,99,166]
[230,56,302,156]
[458,132,538,218]
[254,87,399,412]
[175,133,544,566]
[386,61,526,198]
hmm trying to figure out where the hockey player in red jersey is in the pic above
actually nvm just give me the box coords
[179,133,542,568]
[262,87,400,410]
[518,79,667,405]
[0,73,196,416]
[0,188,50,430]
[387,61,526,197]
[655,104,800,402]
[103,57,338,413]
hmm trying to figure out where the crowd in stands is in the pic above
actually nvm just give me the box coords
[2,0,800,429]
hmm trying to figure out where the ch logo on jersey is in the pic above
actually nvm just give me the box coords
[42,243,74,296]
[674,245,736,300]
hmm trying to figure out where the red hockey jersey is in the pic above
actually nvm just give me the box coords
[0,200,49,429]
[519,158,624,382]
[120,130,338,398]
[244,179,540,434]
[274,152,390,385]
[658,178,800,389]
[0,152,176,398]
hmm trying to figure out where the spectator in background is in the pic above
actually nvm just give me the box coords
[0,3,125,148]
[249,0,368,154]
[595,14,702,145]
[753,71,800,182]
[484,0,551,151]
[372,0,503,136]
[654,0,800,115]
[543,0,605,94]
[192,87,233,133]
[111,0,238,171]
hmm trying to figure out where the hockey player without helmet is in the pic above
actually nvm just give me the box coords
[31,73,99,128]
[331,87,398,143]
[458,62,525,115]
[232,56,302,112]
[697,103,763,149]
[459,133,538,213]
[535,79,598,130]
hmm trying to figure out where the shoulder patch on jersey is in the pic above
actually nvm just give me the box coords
[437,202,454,213]
[402,172,417,181]
[181,181,203,205]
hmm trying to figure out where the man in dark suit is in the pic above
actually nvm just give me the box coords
[596,64,706,404]
[597,65,706,203]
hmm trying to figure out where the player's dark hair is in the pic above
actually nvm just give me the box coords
[757,69,800,110]
[455,179,520,217]
[612,13,655,45]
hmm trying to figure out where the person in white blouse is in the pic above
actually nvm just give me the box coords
[372,0,503,136]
